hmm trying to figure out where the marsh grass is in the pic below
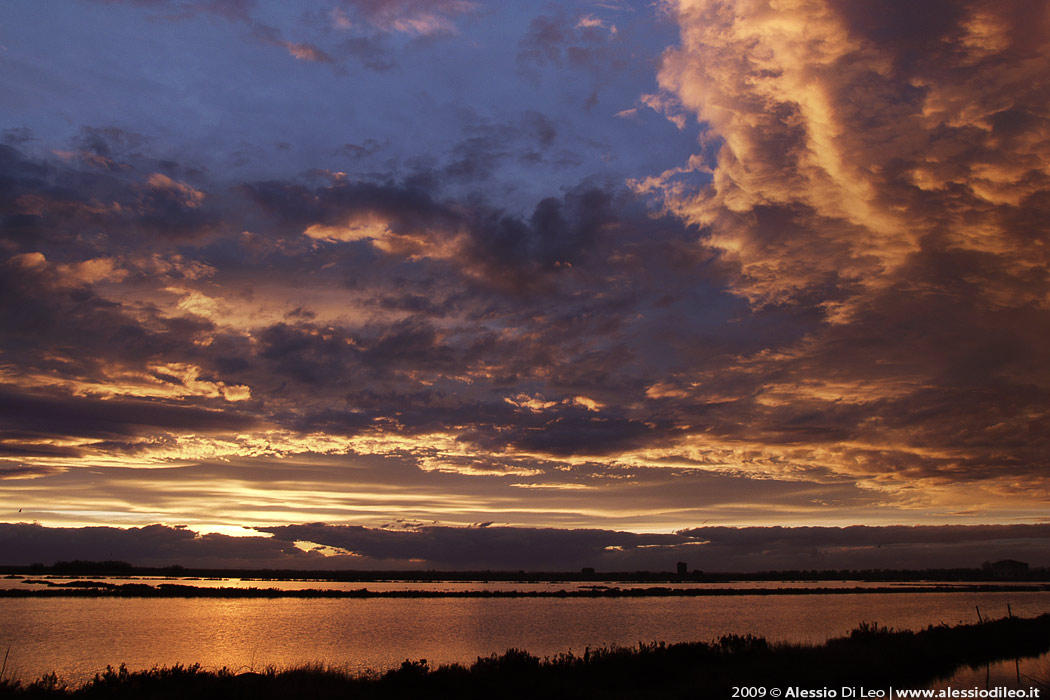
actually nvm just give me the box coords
[1,614,1047,699]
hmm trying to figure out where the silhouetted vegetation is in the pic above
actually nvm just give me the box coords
[1,615,1048,699]
[2,580,1048,598]
[3,562,1049,582]
[48,561,137,575]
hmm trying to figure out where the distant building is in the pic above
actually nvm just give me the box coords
[581,567,595,575]
[676,562,688,575]
[988,559,1028,579]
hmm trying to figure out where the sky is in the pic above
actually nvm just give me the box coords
[1,0,1049,571]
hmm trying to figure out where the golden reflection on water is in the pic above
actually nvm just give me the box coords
[1,593,1048,685]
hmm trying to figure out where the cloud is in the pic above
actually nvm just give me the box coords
[250,23,337,65]
[519,11,627,72]
[650,0,1050,309]
[0,523,313,569]
[2,522,1047,571]
[627,0,1050,495]
[523,111,557,148]
[3,0,1050,529]
[1,143,224,245]
[260,523,686,570]
[671,524,1050,571]
[240,174,652,292]
[2,142,727,477]
[280,41,334,63]
[83,0,392,70]
[334,0,478,36]
[0,387,257,442]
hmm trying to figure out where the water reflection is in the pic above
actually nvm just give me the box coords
[2,592,1048,685]
[4,575,1041,592]
[930,653,1050,691]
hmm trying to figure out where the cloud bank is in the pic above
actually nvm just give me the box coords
[1,0,1048,546]
[2,522,1048,572]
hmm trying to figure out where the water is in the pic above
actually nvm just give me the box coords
[2,589,1048,685]
[934,655,1050,692]
[4,575,1013,592]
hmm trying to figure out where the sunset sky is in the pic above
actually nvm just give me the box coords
[2,0,1049,570]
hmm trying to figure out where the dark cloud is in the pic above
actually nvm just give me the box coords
[518,15,564,66]
[257,322,361,386]
[0,523,313,569]
[0,387,256,443]
[0,255,214,381]
[523,111,557,149]
[487,411,675,458]
[74,126,148,164]
[239,167,698,295]
[261,522,1050,571]
[0,142,223,249]
[336,139,384,160]
[1,127,36,146]
[671,524,1050,572]
[0,464,60,480]
[260,523,680,570]
[443,135,508,182]
[4,522,1045,571]
[518,12,626,72]
[454,186,619,288]
[516,9,637,113]
[240,177,457,234]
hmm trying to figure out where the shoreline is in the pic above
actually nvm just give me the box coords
[5,565,1048,584]
[3,581,1050,598]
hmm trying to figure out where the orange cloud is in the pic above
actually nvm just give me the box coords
[617,0,1050,505]
[8,252,128,287]
[280,41,333,63]
[354,0,477,35]
[646,0,1050,311]
[146,173,205,207]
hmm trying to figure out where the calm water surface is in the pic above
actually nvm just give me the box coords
[2,590,1048,685]
[2,576,1010,591]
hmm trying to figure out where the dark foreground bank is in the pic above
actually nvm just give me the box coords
[2,615,1049,699]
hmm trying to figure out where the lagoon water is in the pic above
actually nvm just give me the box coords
[2,587,1049,685]
[2,577,998,592]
